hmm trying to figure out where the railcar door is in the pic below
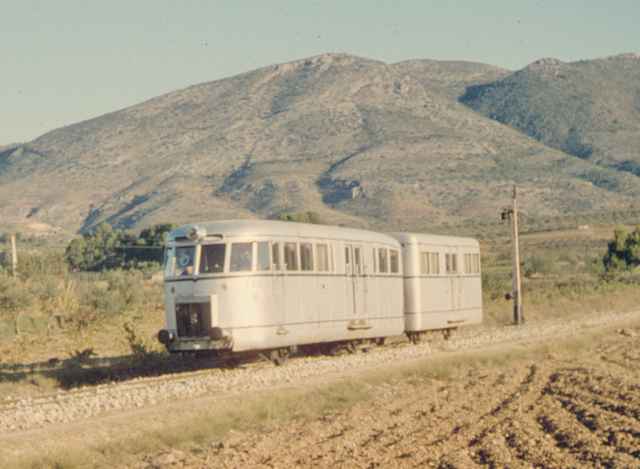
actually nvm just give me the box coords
[346,244,366,317]
[270,242,285,327]
[448,250,461,313]
[344,245,355,318]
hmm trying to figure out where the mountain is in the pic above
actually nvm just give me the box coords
[460,53,640,173]
[3,52,640,236]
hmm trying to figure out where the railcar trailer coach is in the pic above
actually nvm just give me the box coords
[158,220,482,363]
[389,232,482,344]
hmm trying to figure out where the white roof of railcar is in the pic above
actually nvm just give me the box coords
[389,232,479,248]
[169,219,401,246]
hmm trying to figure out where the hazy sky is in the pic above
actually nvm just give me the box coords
[2,0,638,144]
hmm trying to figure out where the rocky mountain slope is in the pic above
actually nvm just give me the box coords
[2,52,640,235]
[461,53,640,173]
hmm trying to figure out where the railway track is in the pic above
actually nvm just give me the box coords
[1,309,639,435]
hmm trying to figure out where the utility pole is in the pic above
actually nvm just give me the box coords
[501,186,524,324]
[10,233,18,277]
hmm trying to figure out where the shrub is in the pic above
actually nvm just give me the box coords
[277,211,323,224]
[65,223,173,272]
[481,271,511,301]
[523,255,555,278]
[17,250,67,279]
[78,270,146,317]
[66,223,132,271]
[603,225,640,271]
[0,273,32,312]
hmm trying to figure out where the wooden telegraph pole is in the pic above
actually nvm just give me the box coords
[501,186,524,324]
[10,233,17,277]
[511,186,523,324]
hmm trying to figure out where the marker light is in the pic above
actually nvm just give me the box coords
[188,225,207,241]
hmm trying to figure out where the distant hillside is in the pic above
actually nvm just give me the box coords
[460,53,640,174]
[3,52,640,235]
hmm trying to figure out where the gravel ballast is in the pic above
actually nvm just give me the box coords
[2,309,638,433]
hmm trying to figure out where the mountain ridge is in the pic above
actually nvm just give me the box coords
[2,52,640,236]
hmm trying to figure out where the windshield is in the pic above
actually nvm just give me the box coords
[172,246,196,276]
[200,243,226,274]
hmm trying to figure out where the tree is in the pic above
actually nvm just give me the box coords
[603,225,640,271]
[137,223,176,246]
[65,222,174,271]
[277,211,323,224]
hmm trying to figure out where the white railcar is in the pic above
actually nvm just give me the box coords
[158,220,405,359]
[390,232,482,342]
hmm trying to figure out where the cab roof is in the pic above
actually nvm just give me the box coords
[168,219,401,246]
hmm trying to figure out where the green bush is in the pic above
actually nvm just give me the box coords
[66,223,132,271]
[603,225,640,271]
[78,270,146,317]
[65,223,174,272]
[277,211,323,224]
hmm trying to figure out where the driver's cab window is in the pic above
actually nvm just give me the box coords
[230,242,253,272]
[200,244,226,274]
[174,246,195,276]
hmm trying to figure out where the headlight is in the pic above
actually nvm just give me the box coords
[158,329,175,345]
[188,225,206,241]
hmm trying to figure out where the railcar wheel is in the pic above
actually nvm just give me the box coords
[346,341,358,354]
[442,328,457,340]
[269,348,289,366]
[407,332,425,345]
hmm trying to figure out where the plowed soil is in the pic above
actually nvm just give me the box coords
[137,326,640,468]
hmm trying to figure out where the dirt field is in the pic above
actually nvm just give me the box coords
[133,323,640,469]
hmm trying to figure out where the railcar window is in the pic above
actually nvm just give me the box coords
[354,247,362,274]
[345,247,351,272]
[465,253,480,274]
[199,244,226,274]
[431,252,440,274]
[272,243,281,270]
[164,247,175,277]
[329,244,335,272]
[284,242,298,271]
[316,244,329,272]
[372,248,377,273]
[230,242,253,272]
[421,252,441,274]
[174,246,196,276]
[378,248,388,273]
[420,252,429,275]
[257,241,270,271]
[390,249,399,273]
[445,253,458,274]
[300,243,314,271]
